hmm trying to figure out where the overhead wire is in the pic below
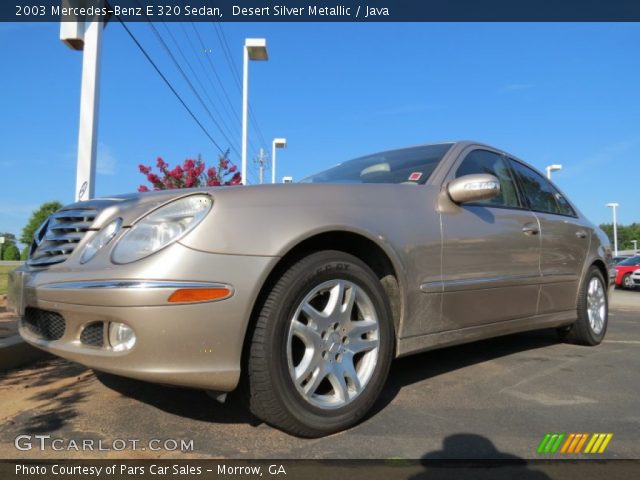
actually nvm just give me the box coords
[144,21,241,159]
[208,18,271,156]
[190,23,242,127]
[179,23,266,161]
[117,19,227,156]
[159,22,240,150]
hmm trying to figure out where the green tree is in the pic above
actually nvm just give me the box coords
[20,246,29,261]
[2,244,20,261]
[20,201,62,245]
[599,223,640,251]
[0,232,17,259]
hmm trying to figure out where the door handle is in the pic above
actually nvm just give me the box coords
[575,230,587,239]
[522,224,539,235]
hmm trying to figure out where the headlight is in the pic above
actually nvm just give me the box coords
[80,218,122,264]
[112,194,212,264]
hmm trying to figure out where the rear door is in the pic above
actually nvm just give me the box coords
[508,159,590,313]
[438,148,541,331]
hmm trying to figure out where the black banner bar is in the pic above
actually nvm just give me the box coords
[4,0,640,22]
[2,459,640,480]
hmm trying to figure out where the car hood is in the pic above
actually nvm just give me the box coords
[61,183,433,230]
[61,188,221,229]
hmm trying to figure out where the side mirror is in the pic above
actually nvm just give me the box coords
[447,174,500,204]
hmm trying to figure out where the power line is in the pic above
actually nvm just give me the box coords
[201,20,265,156]
[144,21,241,159]
[117,19,226,156]
[211,21,242,92]
[129,0,240,159]
[160,22,239,149]
[179,23,266,157]
[209,20,270,152]
[191,23,242,126]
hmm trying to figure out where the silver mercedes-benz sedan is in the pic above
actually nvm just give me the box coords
[7,141,614,437]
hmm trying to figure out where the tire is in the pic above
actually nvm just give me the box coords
[622,273,634,290]
[562,266,608,346]
[247,250,394,437]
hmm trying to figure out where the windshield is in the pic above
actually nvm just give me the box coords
[301,143,453,185]
[618,256,640,266]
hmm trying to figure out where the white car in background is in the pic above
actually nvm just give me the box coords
[632,269,640,289]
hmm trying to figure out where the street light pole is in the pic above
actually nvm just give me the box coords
[271,138,287,184]
[241,38,268,185]
[606,203,620,257]
[632,240,638,255]
[545,164,562,179]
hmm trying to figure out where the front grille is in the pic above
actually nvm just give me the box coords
[28,209,97,267]
[80,322,105,347]
[23,308,66,341]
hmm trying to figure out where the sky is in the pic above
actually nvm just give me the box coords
[0,21,639,245]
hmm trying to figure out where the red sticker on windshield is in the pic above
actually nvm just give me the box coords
[409,172,422,181]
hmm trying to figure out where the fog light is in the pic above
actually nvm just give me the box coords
[108,322,136,352]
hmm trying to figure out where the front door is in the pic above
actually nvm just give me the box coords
[439,148,541,331]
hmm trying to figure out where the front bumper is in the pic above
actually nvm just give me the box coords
[7,243,277,392]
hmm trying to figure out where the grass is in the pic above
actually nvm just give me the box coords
[0,265,16,296]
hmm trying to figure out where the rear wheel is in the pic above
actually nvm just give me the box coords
[247,250,394,437]
[561,266,608,346]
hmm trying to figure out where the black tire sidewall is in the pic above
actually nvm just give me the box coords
[262,251,394,433]
[577,267,608,344]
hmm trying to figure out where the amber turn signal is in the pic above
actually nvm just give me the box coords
[168,288,232,303]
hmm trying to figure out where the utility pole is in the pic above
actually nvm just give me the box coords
[632,240,638,255]
[255,148,267,185]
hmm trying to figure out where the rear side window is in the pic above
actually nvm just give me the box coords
[509,159,576,217]
[455,150,521,208]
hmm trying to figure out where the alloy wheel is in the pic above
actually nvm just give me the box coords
[623,275,634,289]
[586,277,606,335]
[286,279,380,409]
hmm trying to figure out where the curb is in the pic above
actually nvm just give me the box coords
[0,335,50,371]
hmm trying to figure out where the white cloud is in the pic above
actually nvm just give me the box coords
[570,138,639,175]
[97,143,117,175]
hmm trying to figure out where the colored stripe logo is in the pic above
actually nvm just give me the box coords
[537,433,613,454]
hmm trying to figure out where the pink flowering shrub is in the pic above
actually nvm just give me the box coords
[138,154,241,192]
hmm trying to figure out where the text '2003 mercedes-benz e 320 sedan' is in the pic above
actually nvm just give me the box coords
[8,141,614,437]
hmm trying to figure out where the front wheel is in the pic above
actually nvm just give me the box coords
[622,273,634,290]
[562,266,608,346]
[247,250,394,437]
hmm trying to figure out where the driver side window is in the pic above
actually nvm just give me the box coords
[455,150,521,208]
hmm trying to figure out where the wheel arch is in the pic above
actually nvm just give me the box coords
[240,229,405,374]
[591,259,609,287]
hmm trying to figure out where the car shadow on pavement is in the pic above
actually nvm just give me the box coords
[411,433,551,479]
[94,372,259,426]
[95,329,561,431]
[367,329,562,420]
[1,358,92,434]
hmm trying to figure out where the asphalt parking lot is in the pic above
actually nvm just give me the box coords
[0,291,638,460]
